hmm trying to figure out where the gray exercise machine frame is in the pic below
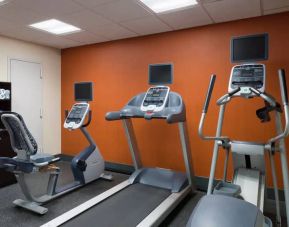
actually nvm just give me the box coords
[42,91,195,227]
[198,69,289,227]
[0,102,110,215]
[123,118,194,187]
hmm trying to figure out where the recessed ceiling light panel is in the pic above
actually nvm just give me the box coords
[139,0,198,13]
[0,0,10,6]
[29,19,81,35]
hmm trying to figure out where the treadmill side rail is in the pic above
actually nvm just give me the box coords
[137,185,191,227]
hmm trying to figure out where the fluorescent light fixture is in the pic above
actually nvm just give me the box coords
[139,0,198,13]
[29,19,81,35]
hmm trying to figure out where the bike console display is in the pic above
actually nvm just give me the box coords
[64,103,89,129]
[141,86,170,112]
[228,64,265,97]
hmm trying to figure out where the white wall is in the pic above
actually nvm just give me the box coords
[0,35,61,155]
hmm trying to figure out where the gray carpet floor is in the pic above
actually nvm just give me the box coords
[0,161,286,227]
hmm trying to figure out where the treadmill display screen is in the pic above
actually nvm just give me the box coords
[149,64,173,85]
[231,33,268,62]
[74,82,93,101]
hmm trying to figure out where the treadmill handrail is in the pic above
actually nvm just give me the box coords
[105,111,121,121]
[105,91,186,124]
[167,112,185,123]
[106,110,185,123]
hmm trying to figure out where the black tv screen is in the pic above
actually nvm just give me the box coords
[0,83,11,101]
[0,82,11,129]
[74,82,93,101]
[231,33,268,62]
[149,64,173,85]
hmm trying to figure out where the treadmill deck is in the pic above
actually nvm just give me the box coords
[62,183,171,227]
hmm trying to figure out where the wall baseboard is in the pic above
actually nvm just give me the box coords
[57,154,286,215]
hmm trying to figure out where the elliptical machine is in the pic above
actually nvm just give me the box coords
[187,64,289,226]
[0,82,111,214]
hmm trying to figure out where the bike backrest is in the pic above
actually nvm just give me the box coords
[1,113,38,161]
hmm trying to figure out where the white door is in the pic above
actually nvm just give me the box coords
[10,59,43,152]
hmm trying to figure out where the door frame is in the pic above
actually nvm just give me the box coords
[7,57,44,152]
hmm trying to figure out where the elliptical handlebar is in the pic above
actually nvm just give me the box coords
[198,75,229,142]
[279,69,288,105]
[203,75,216,113]
[217,86,276,107]
[269,69,289,144]
[249,87,277,107]
[216,87,240,106]
[228,87,241,96]
[200,70,289,145]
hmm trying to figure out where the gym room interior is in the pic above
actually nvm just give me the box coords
[0,0,289,227]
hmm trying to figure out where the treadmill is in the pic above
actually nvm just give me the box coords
[42,63,195,227]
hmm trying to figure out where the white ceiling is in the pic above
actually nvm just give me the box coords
[0,0,288,49]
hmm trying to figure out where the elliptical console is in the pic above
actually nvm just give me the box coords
[228,64,265,97]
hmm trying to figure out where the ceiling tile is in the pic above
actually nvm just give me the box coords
[59,9,112,32]
[158,5,213,30]
[0,4,47,25]
[120,16,172,35]
[64,31,108,43]
[39,37,81,49]
[11,0,83,17]
[199,0,224,3]
[94,23,138,40]
[92,0,152,22]
[78,39,109,46]
[60,10,135,39]
[204,0,261,23]
[0,23,78,48]
[0,19,47,41]
[72,0,117,8]
[262,0,289,11]
[0,17,80,49]
[0,21,14,32]
[264,6,289,15]
[0,0,283,49]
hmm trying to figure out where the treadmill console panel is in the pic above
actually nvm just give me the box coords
[141,86,170,112]
[64,103,89,129]
[229,64,265,97]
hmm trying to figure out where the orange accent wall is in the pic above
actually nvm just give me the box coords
[62,12,289,188]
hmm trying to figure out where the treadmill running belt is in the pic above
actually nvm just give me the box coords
[62,183,171,227]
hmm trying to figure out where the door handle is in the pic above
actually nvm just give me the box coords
[40,108,43,119]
